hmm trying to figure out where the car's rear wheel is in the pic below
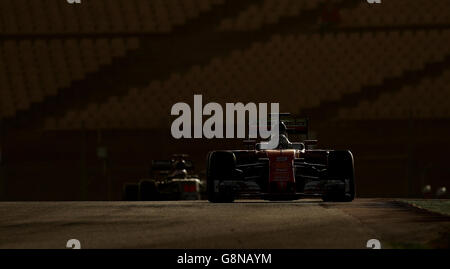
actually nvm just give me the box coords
[207,151,236,203]
[322,151,355,202]
[123,183,139,201]
[139,180,159,201]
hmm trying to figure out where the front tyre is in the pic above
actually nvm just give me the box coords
[322,150,355,202]
[206,151,236,203]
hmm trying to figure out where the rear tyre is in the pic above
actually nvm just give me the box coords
[123,183,139,201]
[207,151,236,203]
[139,180,159,201]
[322,150,355,202]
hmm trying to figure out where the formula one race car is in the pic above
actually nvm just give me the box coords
[123,154,204,201]
[206,115,355,203]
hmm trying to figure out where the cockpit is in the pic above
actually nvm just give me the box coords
[257,121,305,150]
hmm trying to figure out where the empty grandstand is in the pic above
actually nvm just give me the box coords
[0,38,140,119]
[0,0,225,34]
[339,0,450,27]
[45,30,450,130]
[0,0,449,201]
[339,70,450,120]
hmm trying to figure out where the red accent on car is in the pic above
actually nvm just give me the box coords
[266,150,296,193]
[183,184,197,193]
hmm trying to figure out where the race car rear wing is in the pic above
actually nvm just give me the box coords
[151,160,172,172]
[151,158,194,172]
[268,113,310,137]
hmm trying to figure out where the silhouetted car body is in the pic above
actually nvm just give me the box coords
[123,154,204,201]
[206,116,355,203]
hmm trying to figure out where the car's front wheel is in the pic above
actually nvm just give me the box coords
[322,150,355,202]
[206,151,236,203]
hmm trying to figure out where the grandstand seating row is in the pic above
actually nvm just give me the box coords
[217,0,450,31]
[218,0,333,31]
[44,30,450,130]
[339,69,450,120]
[340,0,450,27]
[0,38,140,118]
[5,0,448,34]
[0,0,224,34]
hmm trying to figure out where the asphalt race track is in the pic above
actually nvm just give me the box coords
[0,199,448,249]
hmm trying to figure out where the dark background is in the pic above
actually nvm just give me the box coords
[0,0,449,200]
